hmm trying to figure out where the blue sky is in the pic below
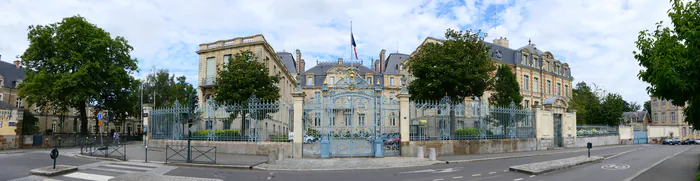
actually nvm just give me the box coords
[0,0,672,105]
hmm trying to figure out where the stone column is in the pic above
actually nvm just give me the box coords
[291,92,306,158]
[143,104,153,144]
[398,92,410,156]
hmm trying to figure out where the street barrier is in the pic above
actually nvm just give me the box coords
[165,145,217,164]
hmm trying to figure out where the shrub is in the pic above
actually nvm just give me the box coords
[455,128,493,137]
[192,129,241,137]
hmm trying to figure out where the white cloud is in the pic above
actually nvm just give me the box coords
[0,0,672,105]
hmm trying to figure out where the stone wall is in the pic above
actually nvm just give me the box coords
[149,139,293,158]
[0,135,17,149]
[401,138,540,157]
[575,135,619,148]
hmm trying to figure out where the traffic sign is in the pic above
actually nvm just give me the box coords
[98,113,103,120]
[98,120,103,127]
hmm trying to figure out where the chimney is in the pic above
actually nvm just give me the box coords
[493,37,509,48]
[374,59,380,72]
[299,59,305,72]
[379,49,386,72]
[13,60,20,68]
[295,49,302,72]
[338,58,343,65]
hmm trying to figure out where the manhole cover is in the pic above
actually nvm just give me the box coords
[601,164,630,170]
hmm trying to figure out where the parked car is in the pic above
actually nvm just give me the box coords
[682,138,697,145]
[672,138,681,145]
[662,138,680,145]
[662,138,671,145]
[288,132,317,143]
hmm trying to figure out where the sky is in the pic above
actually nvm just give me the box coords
[0,0,672,105]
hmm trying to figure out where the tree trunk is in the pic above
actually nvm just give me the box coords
[450,108,456,139]
[79,101,89,135]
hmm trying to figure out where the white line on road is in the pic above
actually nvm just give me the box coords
[530,175,536,177]
[433,179,443,181]
[63,172,114,181]
[622,146,694,181]
[514,178,523,181]
[101,164,152,171]
[453,176,463,179]
[489,172,497,174]
[503,170,509,172]
[472,174,481,176]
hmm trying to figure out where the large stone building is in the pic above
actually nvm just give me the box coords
[406,37,574,107]
[649,96,697,139]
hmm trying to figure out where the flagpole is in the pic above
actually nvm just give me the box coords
[351,21,353,62]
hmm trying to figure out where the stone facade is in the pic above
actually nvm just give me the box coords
[650,96,699,140]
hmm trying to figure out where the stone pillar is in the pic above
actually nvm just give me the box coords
[291,92,306,158]
[398,92,410,156]
[143,104,154,144]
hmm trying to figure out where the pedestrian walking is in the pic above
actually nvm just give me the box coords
[113,131,120,145]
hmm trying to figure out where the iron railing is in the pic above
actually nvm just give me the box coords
[576,125,619,137]
[200,76,216,86]
[165,145,217,164]
[150,95,292,142]
[409,96,535,141]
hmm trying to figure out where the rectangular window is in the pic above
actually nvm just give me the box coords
[524,75,529,90]
[307,77,313,85]
[671,112,676,122]
[8,122,15,127]
[367,77,372,84]
[206,57,216,78]
[330,77,335,85]
[223,54,232,65]
[16,98,21,108]
[400,77,405,86]
[547,80,552,94]
[522,54,528,64]
[345,113,351,126]
[390,92,395,99]
[390,77,395,86]
[654,113,658,123]
[565,85,569,97]
[359,114,365,126]
[534,78,539,92]
[533,57,538,67]
[662,112,666,123]
[557,83,561,96]
[524,100,530,108]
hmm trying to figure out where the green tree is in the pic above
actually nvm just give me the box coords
[21,110,39,134]
[643,100,652,122]
[570,82,602,125]
[18,15,138,134]
[634,0,700,128]
[600,93,626,126]
[489,65,523,107]
[214,50,280,135]
[623,101,641,112]
[406,28,496,138]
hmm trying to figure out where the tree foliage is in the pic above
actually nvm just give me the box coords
[489,65,523,107]
[21,110,39,134]
[214,50,280,134]
[18,15,138,134]
[406,28,496,138]
[643,100,652,121]
[142,69,196,108]
[634,0,700,128]
[570,82,629,126]
[623,101,641,112]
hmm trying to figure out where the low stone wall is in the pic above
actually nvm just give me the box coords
[0,135,18,150]
[648,137,665,144]
[575,135,619,147]
[401,138,540,157]
[149,139,293,158]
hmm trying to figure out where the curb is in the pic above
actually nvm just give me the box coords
[72,153,125,162]
[30,165,78,176]
[252,161,443,171]
[165,162,255,170]
[509,156,604,175]
[444,145,633,164]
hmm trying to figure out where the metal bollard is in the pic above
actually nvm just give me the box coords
[417,146,425,159]
[268,150,278,164]
[277,148,285,161]
[429,148,436,161]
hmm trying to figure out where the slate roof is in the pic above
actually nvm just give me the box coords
[516,44,545,55]
[0,100,15,110]
[623,111,648,120]
[0,61,26,88]
[276,52,297,74]
[300,62,383,88]
[383,53,409,74]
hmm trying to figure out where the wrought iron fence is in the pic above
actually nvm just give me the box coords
[576,125,619,137]
[409,96,535,140]
[150,95,292,142]
[79,139,127,160]
[165,145,217,164]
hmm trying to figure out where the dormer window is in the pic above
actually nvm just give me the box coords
[307,77,313,85]
[522,54,528,64]
[495,50,503,60]
[399,64,403,71]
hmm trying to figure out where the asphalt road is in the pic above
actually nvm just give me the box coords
[631,145,700,181]
[485,145,696,181]
[0,149,98,181]
[165,145,640,181]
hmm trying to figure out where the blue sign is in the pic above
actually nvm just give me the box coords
[97,113,103,120]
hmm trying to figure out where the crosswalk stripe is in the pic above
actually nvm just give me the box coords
[43,178,62,181]
[100,164,151,171]
[89,167,140,173]
[63,172,113,181]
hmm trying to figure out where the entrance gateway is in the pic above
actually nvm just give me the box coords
[302,67,400,158]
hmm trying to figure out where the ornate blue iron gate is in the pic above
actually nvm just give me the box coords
[553,114,563,147]
[302,68,400,158]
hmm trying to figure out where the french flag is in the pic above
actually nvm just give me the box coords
[351,33,358,60]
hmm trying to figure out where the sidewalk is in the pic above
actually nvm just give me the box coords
[439,144,634,163]
[254,157,443,171]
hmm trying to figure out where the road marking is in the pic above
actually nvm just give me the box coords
[433,179,443,181]
[623,146,694,181]
[503,170,509,172]
[453,176,463,179]
[601,164,631,170]
[63,172,114,181]
[472,174,481,176]
[514,178,523,181]
[101,164,152,171]
[530,175,536,177]
[89,167,139,173]
[43,179,62,181]
[489,172,497,174]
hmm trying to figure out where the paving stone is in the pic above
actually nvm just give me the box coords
[509,156,603,175]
